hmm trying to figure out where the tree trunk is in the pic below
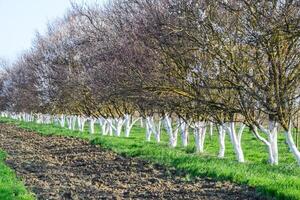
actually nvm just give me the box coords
[107,118,113,136]
[113,118,124,137]
[67,116,72,130]
[89,118,96,134]
[179,118,189,147]
[163,115,179,148]
[224,122,245,163]
[253,120,279,165]
[124,114,140,137]
[285,124,300,165]
[99,118,108,135]
[194,121,207,153]
[80,117,87,132]
[209,122,213,139]
[218,125,226,158]
[72,116,76,130]
[145,116,153,141]
[148,117,161,143]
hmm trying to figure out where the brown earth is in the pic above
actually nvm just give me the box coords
[0,124,263,200]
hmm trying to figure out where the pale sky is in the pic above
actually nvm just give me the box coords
[0,0,103,62]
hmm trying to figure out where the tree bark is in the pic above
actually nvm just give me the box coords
[218,125,226,158]
[194,121,207,153]
[224,122,245,163]
[179,118,189,147]
[285,123,300,165]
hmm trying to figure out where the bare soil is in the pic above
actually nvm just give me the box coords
[0,124,263,200]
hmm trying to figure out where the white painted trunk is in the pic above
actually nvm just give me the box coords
[80,117,87,132]
[45,115,51,124]
[77,116,82,131]
[36,114,41,124]
[169,133,178,147]
[145,117,153,142]
[114,118,124,137]
[225,122,245,163]
[163,115,179,148]
[124,115,140,137]
[148,117,161,143]
[179,118,189,147]
[218,125,226,158]
[285,124,300,166]
[209,122,213,138]
[89,118,96,134]
[253,120,279,165]
[268,130,278,165]
[99,118,108,135]
[107,119,113,136]
[266,121,278,165]
[72,116,76,130]
[124,115,131,137]
[60,115,65,127]
[155,129,161,143]
[67,116,72,130]
[194,121,207,153]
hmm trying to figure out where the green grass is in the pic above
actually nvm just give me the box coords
[0,117,299,200]
[0,150,35,200]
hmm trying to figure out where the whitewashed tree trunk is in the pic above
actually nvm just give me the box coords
[252,120,279,165]
[124,114,140,137]
[23,113,27,122]
[36,114,41,124]
[163,115,179,148]
[59,114,65,127]
[27,113,33,122]
[99,118,108,135]
[53,115,57,124]
[72,116,76,130]
[268,129,278,164]
[77,116,82,131]
[80,117,87,132]
[193,121,207,153]
[218,125,226,158]
[44,115,47,124]
[113,118,125,137]
[285,123,300,166]
[89,118,96,134]
[224,122,245,163]
[179,118,189,147]
[147,117,162,143]
[107,118,113,136]
[145,116,153,141]
[209,122,213,139]
[67,116,72,130]
[45,114,50,124]
[42,114,46,124]
[154,120,162,143]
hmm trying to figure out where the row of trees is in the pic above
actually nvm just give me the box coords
[0,0,299,165]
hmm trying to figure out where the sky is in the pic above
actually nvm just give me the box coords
[0,0,102,63]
